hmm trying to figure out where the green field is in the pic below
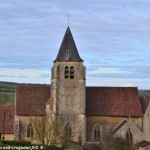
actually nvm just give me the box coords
[0,84,16,104]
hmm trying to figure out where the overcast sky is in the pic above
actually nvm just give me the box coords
[0,0,150,89]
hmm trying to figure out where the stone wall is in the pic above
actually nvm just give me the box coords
[15,115,43,143]
[144,103,150,140]
[2,134,14,140]
[114,120,143,144]
[50,62,86,144]
[86,116,142,142]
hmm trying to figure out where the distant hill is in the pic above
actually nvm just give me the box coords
[139,90,150,100]
[0,83,16,104]
[0,81,50,86]
[0,81,18,85]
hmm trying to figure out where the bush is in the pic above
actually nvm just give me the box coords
[3,140,32,146]
[3,141,64,150]
[46,146,64,150]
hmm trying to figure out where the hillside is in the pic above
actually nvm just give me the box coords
[0,83,16,104]
[139,90,150,100]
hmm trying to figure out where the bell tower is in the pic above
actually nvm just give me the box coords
[48,26,86,144]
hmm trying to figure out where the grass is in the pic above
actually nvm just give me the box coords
[0,84,16,104]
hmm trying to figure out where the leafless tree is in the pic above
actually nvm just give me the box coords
[32,114,82,149]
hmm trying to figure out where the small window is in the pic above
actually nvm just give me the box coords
[94,125,100,141]
[64,123,72,139]
[126,128,132,143]
[70,66,74,79]
[27,123,33,138]
[64,66,69,79]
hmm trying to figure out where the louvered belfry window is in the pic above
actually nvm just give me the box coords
[64,66,69,79]
[64,66,74,79]
[70,66,74,79]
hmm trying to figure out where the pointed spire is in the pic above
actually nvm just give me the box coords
[54,26,83,62]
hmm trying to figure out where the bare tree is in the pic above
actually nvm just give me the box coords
[32,114,82,149]
[100,127,136,150]
[32,116,63,148]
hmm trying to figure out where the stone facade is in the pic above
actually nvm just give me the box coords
[49,61,86,143]
[144,103,150,141]
[15,115,43,143]
[114,120,144,144]
[86,116,143,142]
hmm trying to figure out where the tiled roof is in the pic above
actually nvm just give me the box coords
[16,85,146,117]
[0,105,15,134]
[86,87,142,117]
[16,85,50,116]
[140,96,149,114]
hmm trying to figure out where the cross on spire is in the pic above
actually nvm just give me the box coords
[68,14,70,26]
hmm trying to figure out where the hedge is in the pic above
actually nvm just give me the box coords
[3,140,32,146]
[2,141,64,150]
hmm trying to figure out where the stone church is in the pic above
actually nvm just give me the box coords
[1,26,150,149]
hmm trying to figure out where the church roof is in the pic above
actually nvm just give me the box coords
[54,26,83,62]
[16,85,50,116]
[15,85,148,117]
[0,105,15,134]
[86,87,143,117]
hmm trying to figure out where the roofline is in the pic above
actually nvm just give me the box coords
[86,86,138,89]
[86,115,142,117]
[16,114,46,116]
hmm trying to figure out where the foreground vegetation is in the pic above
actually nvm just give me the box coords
[0,140,64,150]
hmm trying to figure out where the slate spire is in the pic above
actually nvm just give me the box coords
[54,26,83,62]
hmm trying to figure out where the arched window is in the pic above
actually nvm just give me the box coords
[70,66,74,79]
[64,123,72,140]
[27,123,33,138]
[64,66,69,79]
[94,125,100,141]
[126,128,132,143]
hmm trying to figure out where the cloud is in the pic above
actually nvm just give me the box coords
[0,68,50,83]
[88,68,131,74]
[87,77,150,89]
[0,0,150,89]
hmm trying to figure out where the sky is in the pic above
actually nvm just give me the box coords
[0,0,150,89]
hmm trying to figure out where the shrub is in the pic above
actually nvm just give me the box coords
[3,140,32,146]
[46,146,64,150]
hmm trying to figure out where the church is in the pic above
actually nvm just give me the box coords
[1,26,150,149]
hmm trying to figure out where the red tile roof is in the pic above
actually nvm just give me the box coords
[16,85,146,117]
[0,105,15,134]
[86,87,142,117]
[16,85,50,116]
